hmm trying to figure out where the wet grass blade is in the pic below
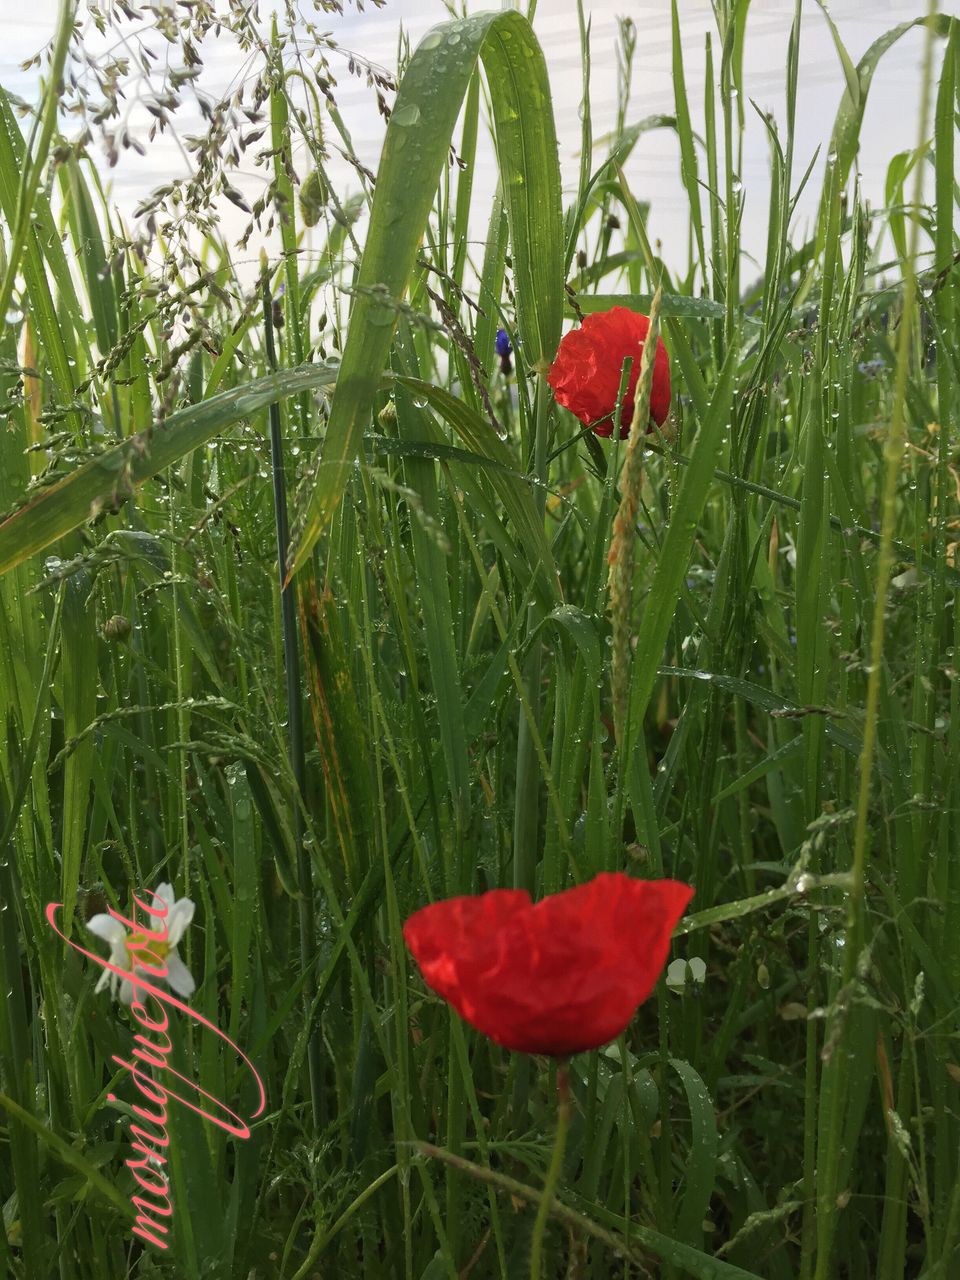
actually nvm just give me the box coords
[0,362,340,575]
[622,346,737,779]
[287,9,563,576]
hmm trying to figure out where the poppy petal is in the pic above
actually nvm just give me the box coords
[404,873,693,1055]
[547,306,671,436]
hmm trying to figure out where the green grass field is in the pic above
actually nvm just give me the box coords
[1,1,958,1276]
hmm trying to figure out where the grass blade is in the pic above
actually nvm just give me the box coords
[286,10,563,575]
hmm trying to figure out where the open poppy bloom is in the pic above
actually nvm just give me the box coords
[546,306,671,438]
[403,872,693,1056]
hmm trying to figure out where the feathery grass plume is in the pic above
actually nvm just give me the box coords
[607,286,662,748]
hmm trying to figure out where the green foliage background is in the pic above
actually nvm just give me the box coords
[0,2,958,1277]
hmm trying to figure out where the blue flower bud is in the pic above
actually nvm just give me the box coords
[495,328,513,375]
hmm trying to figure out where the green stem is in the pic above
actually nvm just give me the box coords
[290,1164,401,1280]
[844,0,936,1026]
[812,5,939,1276]
[261,276,322,1130]
[529,1059,571,1280]
[512,380,551,896]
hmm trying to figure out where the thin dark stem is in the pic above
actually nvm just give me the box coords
[261,276,322,1129]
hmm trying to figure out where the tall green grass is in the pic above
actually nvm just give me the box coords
[0,1,958,1277]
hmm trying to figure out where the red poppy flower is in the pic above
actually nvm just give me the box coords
[403,872,693,1056]
[546,306,671,438]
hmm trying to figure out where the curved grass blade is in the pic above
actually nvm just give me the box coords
[0,1090,134,1221]
[670,1059,719,1247]
[286,10,563,577]
[416,1140,767,1280]
[577,292,728,320]
[818,13,954,230]
[660,666,892,775]
[0,0,78,332]
[0,362,340,575]
[60,157,119,360]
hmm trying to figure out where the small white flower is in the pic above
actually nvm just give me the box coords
[665,956,707,994]
[87,883,196,1006]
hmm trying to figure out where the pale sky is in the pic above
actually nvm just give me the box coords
[0,0,947,278]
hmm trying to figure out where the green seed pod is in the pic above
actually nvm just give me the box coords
[757,962,771,990]
[299,168,328,227]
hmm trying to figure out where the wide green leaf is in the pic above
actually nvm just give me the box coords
[286,9,564,576]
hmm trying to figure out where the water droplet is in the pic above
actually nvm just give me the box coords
[392,103,421,128]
